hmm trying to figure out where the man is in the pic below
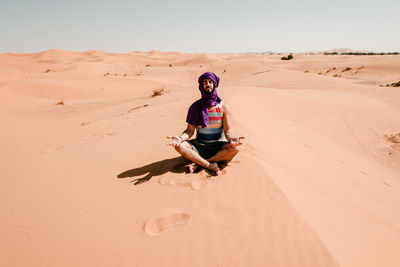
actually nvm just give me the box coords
[167,72,244,176]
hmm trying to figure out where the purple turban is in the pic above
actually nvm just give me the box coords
[186,72,222,127]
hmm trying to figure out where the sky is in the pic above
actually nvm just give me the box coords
[0,0,399,53]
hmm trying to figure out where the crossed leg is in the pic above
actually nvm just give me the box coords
[208,143,240,162]
[175,142,240,175]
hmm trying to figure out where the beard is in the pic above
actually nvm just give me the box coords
[204,87,213,94]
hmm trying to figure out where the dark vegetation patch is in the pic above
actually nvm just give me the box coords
[281,53,293,60]
[152,87,165,97]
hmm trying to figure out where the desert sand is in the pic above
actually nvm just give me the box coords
[1,49,399,267]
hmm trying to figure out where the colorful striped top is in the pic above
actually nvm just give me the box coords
[196,102,226,142]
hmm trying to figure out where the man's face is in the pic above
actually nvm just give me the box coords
[202,79,214,93]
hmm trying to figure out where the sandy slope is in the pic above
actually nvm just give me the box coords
[1,50,400,267]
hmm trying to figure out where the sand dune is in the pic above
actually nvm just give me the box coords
[1,50,399,267]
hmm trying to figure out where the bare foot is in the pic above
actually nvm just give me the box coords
[208,162,221,176]
[187,163,201,174]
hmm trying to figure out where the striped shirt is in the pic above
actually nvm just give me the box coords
[196,102,226,142]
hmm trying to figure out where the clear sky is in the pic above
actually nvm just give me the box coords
[1,0,399,53]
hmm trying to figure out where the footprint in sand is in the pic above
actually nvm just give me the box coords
[82,132,115,141]
[159,175,209,190]
[144,213,190,236]
[44,146,63,153]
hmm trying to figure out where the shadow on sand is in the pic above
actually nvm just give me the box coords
[117,156,229,185]
[117,156,191,185]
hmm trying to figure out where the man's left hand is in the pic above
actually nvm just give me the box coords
[229,137,245,147]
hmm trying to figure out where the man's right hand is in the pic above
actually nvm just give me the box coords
[166,136,182,147]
